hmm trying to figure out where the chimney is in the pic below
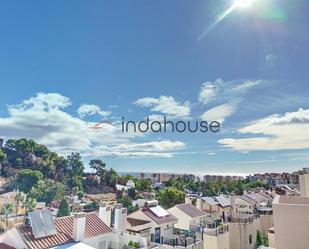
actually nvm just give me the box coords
[231,195,236,218]
[99,202,112,227]
[196,197,203,211]
[0,138,3,148]
[300,168,309,197]
[114,204,127,233]
[185,197,191,204]
[73,213,86,242]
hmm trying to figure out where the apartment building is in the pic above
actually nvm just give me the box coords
[228,213,261,249]
[197,196,232,222]
[127,202,178,244]
[233,195,257,214]
[203,175,243,183]
[269,168,309,249]
[248,172,300,186]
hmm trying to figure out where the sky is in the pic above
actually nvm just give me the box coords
[0,0,309,176]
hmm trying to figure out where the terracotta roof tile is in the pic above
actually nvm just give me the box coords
[0,243,15,249]
[15,213,112,249]
[127,218,151,227]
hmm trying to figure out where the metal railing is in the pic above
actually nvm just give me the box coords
[203,224,229,236]
[150,234,202,248]
[228,214,260,223]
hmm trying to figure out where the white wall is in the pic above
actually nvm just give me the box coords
[204,232,230,249]
[167,206,191,230]
[299,173,309,197]
[273,199,309,249]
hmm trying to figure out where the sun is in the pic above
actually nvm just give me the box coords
[234,0,256,8]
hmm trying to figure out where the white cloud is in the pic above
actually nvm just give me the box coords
[77,104,111,118]
[231,80,262,92]
[266,54,277,68]
[219,108,309,151]
[86,140,185,158]
[198,79,223,104]
[201,102,237,123]
[134,95,190,118]
[198,79,264,104]
[0,93,185,158]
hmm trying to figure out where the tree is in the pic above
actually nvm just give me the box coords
[0,149,6,164]
[2,203,14,227]
[67,175,83,192]
[29,180,66,204]
[57,199,70,217]
[66,153,84,177]
[84,201,99,212]
[104,168,119,188]
[89,159,106,185]
[15,169,43,193]
[128,188,136,199]
[0,149,7,176]
[134,178,152,192]
[21,195,36,225]
[158,187,185,209]
[15,192,26,216]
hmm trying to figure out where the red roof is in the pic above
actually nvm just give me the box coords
[0,243,15,249]
[15,213,112,249]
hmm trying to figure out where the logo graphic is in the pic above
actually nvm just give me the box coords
[90,120,115,129]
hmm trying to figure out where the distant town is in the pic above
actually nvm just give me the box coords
[0,138,307,249]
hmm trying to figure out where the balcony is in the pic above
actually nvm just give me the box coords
[203,224,229,236]
[150,232,202,249]
[228,214,260,223]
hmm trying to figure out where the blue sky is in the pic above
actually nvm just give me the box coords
[0,0,309,175]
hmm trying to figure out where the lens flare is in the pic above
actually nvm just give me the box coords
[234,0,256,8]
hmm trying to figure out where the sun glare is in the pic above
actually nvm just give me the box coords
[234,0,256,8]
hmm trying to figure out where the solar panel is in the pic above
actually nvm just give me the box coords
[149,205,169,217]
[215,196,231,207]
[29,210,57,239]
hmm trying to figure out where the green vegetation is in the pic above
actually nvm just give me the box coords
[84,201,100,212]
[256,230,269,247]
[57,199,71,217]
[128,240,141,249]
[164,177,268,196]
[134,178,152,192]
[0,138,270,218]
[117,192,139,214]
[1,138,121,205]
[158,187,185,208]
[29,180,66,204]
[15,169,43,193]
[2,203,14,227]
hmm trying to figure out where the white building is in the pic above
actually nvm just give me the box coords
[268,168,309,249]
[167,203,206,231]
[0,206,147,249]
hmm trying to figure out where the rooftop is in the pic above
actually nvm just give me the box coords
[175,203,205,218]
[142,207,177,225]
[15,212,112,249]
[274,195,309,206]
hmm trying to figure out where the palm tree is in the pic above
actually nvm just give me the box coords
[15,191,25,216]
[21,196,36,225]
[2,203,14,228]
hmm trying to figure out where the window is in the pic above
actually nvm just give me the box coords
[249,234,252,244]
